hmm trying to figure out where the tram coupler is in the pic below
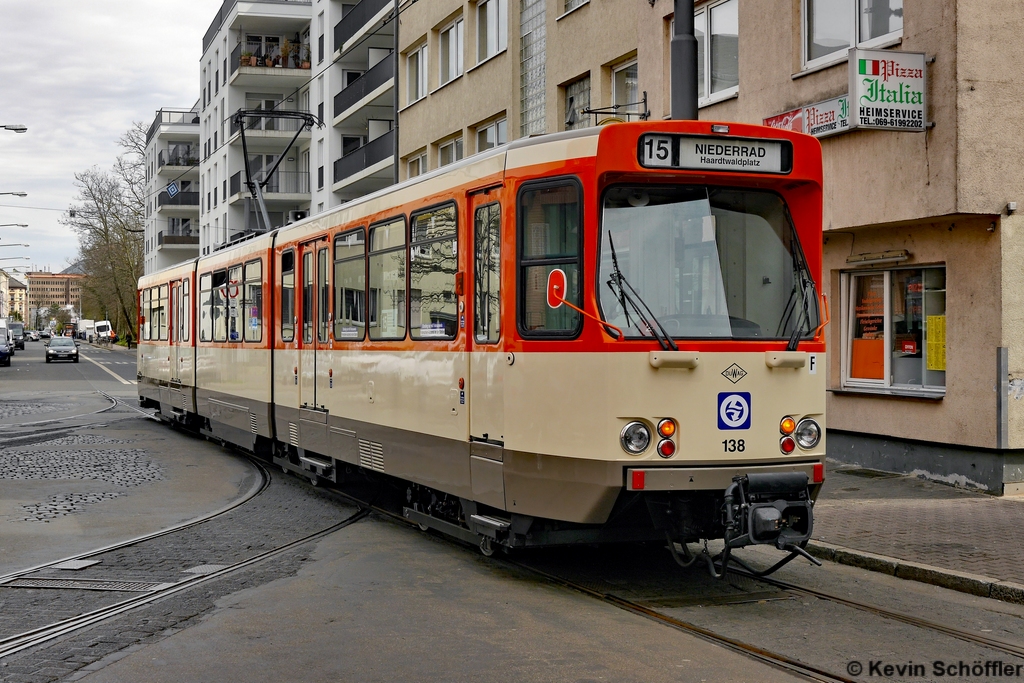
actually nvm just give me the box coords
[702,472,819,579]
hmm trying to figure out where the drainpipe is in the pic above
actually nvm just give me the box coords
[393,0,400,185]
[670,0,698,120]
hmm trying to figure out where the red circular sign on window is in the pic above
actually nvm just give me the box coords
[546,268,567,309]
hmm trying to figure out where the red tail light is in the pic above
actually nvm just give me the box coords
[813,462,824,484]
[780,436,796,454]
[631,470,646,490]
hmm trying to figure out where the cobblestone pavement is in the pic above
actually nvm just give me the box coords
[814,466,1024,583]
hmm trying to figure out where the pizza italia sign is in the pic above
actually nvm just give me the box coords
[849,48,926,131]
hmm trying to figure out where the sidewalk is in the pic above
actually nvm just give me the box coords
[811,464,1024,603]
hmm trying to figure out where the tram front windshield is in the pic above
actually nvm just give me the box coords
[599,186,817,340]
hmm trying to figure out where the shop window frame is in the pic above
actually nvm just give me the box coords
[839,265,946,397]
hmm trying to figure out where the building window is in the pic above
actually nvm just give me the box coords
[520,0,546,136]
[438,138,463,167]
[804,0,903,69]
[408,43,428,104]
[477,0,507,62]
[612,61,639,117]
[564,0,586,11]
[564,75,591,130]
[408,152,428,177]
[693,0,738,105]
[439,19,464,86]
[476,118,507,152]
[842,266,946,392]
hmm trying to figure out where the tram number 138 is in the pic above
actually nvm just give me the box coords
[722,439,746,452]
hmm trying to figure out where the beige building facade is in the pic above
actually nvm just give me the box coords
[394,0,1024,492]
[27,272,85,320]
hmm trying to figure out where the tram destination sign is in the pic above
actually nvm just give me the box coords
[639,134,791,174]
[849,48,926,132]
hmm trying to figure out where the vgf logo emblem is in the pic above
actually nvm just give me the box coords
[718,392,751,430]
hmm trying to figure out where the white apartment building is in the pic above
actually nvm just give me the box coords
[143,105,201,275]
[197,0,396,256]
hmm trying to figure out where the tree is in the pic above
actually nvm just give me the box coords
[9,311,22,322]
[63,122,146,343]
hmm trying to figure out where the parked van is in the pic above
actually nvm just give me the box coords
[7,321,24,350]
[94,320,114,342]
[0,320,10,356]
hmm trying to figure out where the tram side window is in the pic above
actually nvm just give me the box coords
[200,273,213,342]
[474,203,501,343]
[141,288,151,341]
[518,181,581,336]
[182,278,190,342]
[158,284,169,341]
[411,205,457,340]
[334,229,366,341]
[244,260,262,343]
[318,247,330,343]
[212,270,228,342]
[226,265,242,342]
[281,251,295,342]
[369,217,407,340]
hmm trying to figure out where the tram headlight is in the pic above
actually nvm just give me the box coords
[620,422,651,454]
[795,418,821,449]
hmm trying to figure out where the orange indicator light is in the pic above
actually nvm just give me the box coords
[657,419,676,438]
[780,416,796,435]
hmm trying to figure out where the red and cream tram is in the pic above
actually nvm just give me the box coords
[139,119,827,572]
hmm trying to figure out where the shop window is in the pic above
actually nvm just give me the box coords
[369,217,407,340]
[804,0,903,69]
[334,229,366,341]
[244,259,262,343]
[518,180,581,337]
[842,266,945,393]
[410,205,458,340]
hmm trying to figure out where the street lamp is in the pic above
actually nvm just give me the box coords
[2,125,27,133]
[0,192,27,197]
[0,224,27,228]
[0,256,30,261]
[0,243,29,247]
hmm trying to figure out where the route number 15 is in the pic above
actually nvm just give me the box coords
[641,135,674,167]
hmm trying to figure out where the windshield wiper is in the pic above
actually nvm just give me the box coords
[606,232,678,352]
[777,269,815,351]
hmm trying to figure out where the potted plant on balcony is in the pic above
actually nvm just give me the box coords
[281,39,294,68]
[301,43,311,69]
[241,50,253,68]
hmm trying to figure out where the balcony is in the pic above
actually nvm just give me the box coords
[229,39,313,87]
[146,109,199,145]
[203,0,311,52]
[334,0,390,54]
[157,191,200,208]
[157,228,200,247]
[332,129,394,198]
[158,146,199,169]
[229,170,310,204]
[333,52,394,126]
[227,110,313,148]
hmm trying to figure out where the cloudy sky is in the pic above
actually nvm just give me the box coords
[0,0,218,276]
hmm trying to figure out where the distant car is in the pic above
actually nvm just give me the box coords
[0,335,10,367]
[45,337,79,363]
[27,331,39,341]
[40,330,51,339]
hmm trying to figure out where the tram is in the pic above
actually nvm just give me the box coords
[138,119,827,574]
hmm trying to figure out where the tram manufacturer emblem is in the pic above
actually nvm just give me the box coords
[718,392,751,430]
[721,363,747,384]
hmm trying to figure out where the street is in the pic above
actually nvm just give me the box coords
[0,341,1023,682]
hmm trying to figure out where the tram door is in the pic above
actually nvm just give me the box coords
[469,197,505,446]
[169,280,182,381]
[298,239,330,454]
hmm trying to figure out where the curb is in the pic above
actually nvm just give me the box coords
[807,541,1024,605]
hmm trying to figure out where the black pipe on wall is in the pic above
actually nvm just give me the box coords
[670,0,698,120]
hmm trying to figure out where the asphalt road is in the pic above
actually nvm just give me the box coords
[2,338,139,389]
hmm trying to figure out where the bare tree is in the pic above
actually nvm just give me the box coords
[63,121,146,343]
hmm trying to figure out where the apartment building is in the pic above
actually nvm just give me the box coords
[196,0,397,255]
[143,106,201,275]
[26,271,84,317]
[7,275,26,321]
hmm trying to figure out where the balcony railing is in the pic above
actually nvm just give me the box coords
[334,0,390,53]
[146,109,199,144]
[229,110,313,136]
[333,129,394,185]
[158,229,200,246]
[229,170,310,195]
[333,52,394,118]
[204,0,311,52]
[157,191,200,207]
[158,146,199,168]
[231,40,312,76]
